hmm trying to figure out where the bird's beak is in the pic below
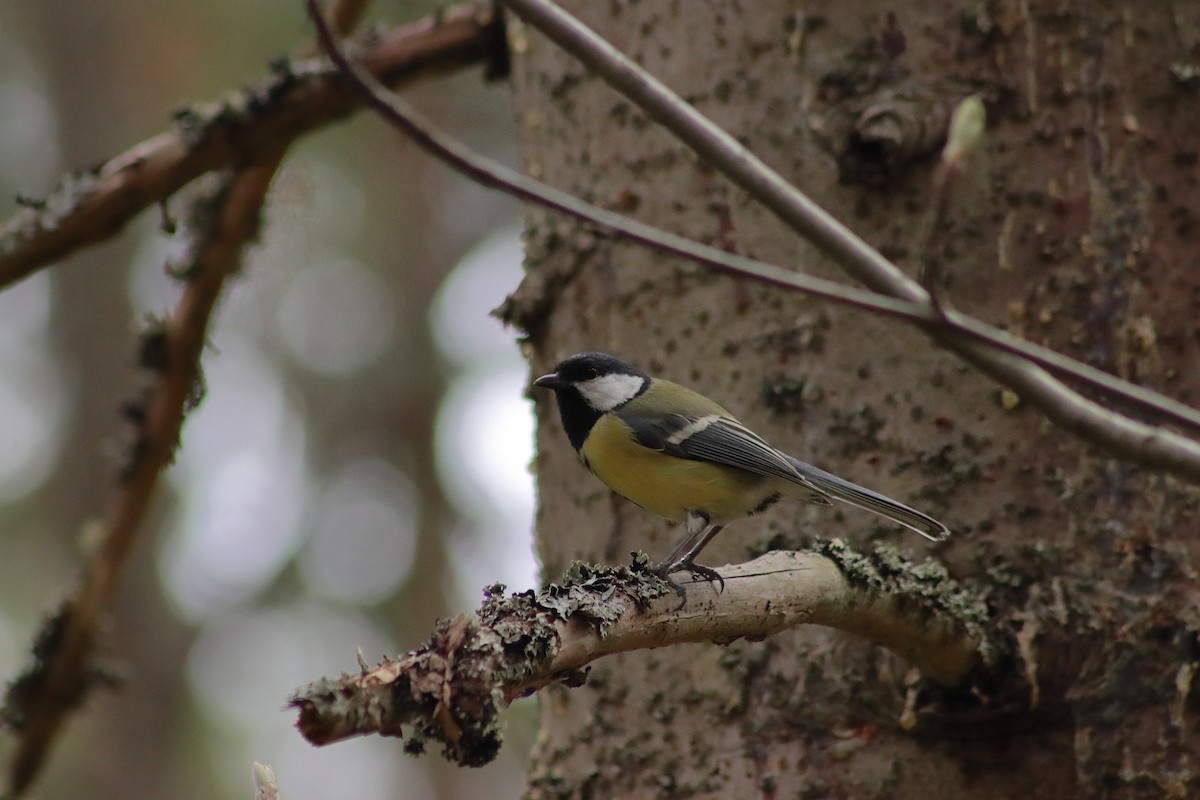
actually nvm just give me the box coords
[534,372,564,390]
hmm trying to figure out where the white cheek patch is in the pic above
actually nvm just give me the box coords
[576,374,646,411]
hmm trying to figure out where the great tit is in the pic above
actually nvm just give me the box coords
[535,352,950,599]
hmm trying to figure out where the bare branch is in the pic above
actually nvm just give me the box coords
[289,547,987,765]
[4,166,273,798]
[2,3,392,795]
[0,2,504,291]
[309,0,1200,481]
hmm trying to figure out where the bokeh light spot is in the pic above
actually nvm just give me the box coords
[0,77,59,187]
[276,255,396,377]
[161,341,307,619]
[0,269,52,342]
[430,225,524,367]
[300,459,419,605]
[0,346,66,501]
[431,222,537,598]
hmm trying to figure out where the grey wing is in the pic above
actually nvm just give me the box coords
[622,411,828,493]
[785,457,951,541]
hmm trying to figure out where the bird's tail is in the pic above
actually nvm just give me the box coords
[785,456,951,541]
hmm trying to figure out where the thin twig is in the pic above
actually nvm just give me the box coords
[289,549,986,763]
[1,3,386,795]
[5,166,274,798]
[309,0,1200,481]
[0,2,503,292]
[492,0,1200,475]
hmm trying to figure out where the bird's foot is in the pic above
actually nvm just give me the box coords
[650,558,725,609]
[648,564,688,608]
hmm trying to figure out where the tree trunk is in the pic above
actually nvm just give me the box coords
[508,1,1200,797]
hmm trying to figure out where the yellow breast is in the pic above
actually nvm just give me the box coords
[580,413,773,522]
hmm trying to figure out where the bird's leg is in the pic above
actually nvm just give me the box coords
[651,515,726,606]
[663,524,725,588]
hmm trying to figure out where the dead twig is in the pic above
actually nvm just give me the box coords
[3,165,273,797]
[0,2,504,292]
[0,1,439,794]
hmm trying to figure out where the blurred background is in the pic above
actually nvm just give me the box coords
[0,1,539,798]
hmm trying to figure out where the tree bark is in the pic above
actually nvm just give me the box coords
[509,1,1200,797]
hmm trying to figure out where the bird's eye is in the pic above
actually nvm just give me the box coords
[585,368,599,379]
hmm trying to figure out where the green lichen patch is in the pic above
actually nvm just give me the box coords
[536,554,672,635]
[814,538,991,658]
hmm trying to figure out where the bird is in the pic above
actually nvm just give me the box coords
[534,351,950,602]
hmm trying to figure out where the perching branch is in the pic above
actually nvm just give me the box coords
[307,0,1200,483]
[494,0,1200,475]
[0,2,504,292]
[289,546,987,766]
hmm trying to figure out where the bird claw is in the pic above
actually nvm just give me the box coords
[682,563,726,595]
[649,559,725,610]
